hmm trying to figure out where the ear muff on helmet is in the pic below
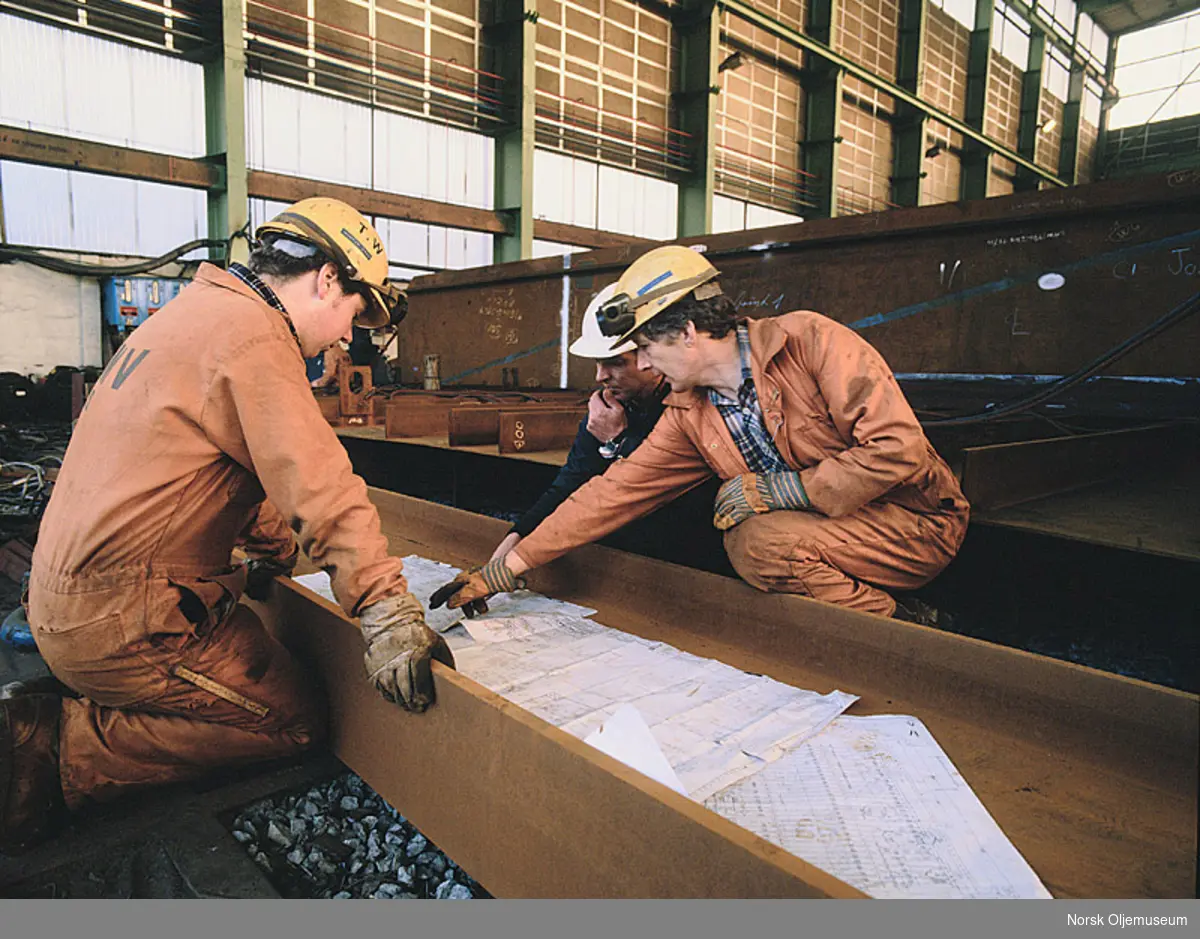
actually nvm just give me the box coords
[597,271,722,339]
[596,292,635,338]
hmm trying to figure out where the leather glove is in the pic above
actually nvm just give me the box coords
[360,592,456,712]
[428,559,526,619]
[713,471,811,531]
[243,548,299,602]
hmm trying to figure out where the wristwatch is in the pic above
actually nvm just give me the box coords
[598,432,626,460]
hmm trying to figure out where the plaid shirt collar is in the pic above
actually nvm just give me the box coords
[228,263,303,349]
[229,263,287,313]
[708,323,755,408]
[707,323,789,474]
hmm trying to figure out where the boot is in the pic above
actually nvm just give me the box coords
[0,694,66,853]
[893,595,941,627]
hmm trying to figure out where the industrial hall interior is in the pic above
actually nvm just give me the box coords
[0,0,1196,902]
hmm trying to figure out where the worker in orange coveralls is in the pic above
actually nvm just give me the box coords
[431,244,969,624]
[1,198,454,853]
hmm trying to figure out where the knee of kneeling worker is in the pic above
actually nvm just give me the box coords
[723,521,820,592]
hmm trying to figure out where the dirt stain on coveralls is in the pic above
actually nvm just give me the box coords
[843,374,877,414]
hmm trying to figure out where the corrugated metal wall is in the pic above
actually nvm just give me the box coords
[0,1,1117,260]
[0,12,207,255]
[716,2,808,214]
[532,147,679,240]
[713,193,803,232]
[534,0,679,176]
[922,5,968,204]
[245,76,496,273]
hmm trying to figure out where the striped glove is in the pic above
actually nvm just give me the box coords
[428,558,527,619]
[712,471,811,531]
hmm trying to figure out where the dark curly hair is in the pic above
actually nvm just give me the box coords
[636,290,738,342]
[248,233,361,298]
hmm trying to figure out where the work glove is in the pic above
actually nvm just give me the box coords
[243,549,299,602]
[428,559,526,619]
[712,471,811,531]
[360,592,456,712]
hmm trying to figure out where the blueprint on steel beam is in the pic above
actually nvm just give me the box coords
[704,714,1053,898]
[395,555,858,801]
[292,558,1050,898]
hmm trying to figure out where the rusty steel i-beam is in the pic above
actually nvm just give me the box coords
[259,491,1198,899]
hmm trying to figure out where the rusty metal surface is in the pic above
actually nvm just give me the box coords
[249,170,508,235]
[338,367,372,418]
[448,402,589,446]
[399,277,566,390]
[267,584,860,898]
[384,400,457,438]
[315,393,340,425]
[403,174,1200,391]
[960,423,1195,511]
[276,492,1197,898]
[337,426,574,467]
[498,408,587,453]
[973,462,1200,561]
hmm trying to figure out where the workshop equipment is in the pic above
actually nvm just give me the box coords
[101,276,188,352]
[0,604,34,651]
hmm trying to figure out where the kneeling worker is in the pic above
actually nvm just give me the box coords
[434,245,969,620]
[2,198,454,852]
[490,284,669,562]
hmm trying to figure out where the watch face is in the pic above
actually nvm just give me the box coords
[598,441,619,459]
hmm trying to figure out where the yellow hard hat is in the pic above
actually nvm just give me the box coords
[596,245,721,348]
[255,197,403,329]
[568,284,637,358]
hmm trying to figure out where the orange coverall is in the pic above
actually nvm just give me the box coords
[511,313,970,615]
[28,263,410,809]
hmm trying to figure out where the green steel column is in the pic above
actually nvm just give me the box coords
[1014,28,1047,192]
[802,0,842,219]
[675,0,720,237]
[961,0,995,200]
[1058,61,1085,183]
[490,0,538,263]
[204,0,248,264]
[890,0,928,207]
[1096,31,1118,177]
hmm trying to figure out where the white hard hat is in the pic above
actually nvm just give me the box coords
[569,284,637,359]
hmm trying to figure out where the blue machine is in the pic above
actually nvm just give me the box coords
[101,276,188,334]
[0,573,34,651]
[0,606,34,651]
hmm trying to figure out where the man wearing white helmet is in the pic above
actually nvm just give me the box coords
[432,244,969,624]
[3,198,453,851]
[488,285,669,569]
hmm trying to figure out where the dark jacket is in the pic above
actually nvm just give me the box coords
[511,386,668,537]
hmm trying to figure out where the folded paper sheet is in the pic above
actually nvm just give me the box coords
[584,704,689,798]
